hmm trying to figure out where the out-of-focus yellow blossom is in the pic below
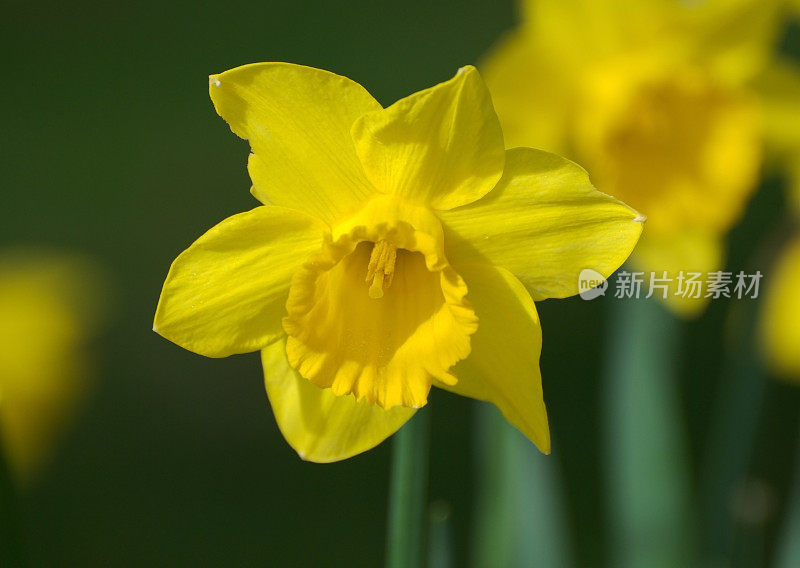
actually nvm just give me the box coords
[154,63,643,462]
[757,58,800,209]
[0,251,102,483]
[483,0,789,316]
[756,56,800,379]
[761,234,800,379]
[751,34,800,377]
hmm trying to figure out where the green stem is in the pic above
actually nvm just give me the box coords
[699,299,764,565]
[427,500,453,568]
[775,424,800,568]
[386,408,430,568]
[0,438,27,567]
[604,297,693,568]
[472,405,515,568]
[472,404,571,568]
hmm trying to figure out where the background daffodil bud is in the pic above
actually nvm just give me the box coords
[0,250,105,484]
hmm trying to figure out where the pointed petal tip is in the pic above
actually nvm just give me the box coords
[532,425,551,455]
[209,75,222,88]
[457,64,478,76]
[633,213,647,223]
[351,62,503,210]
[534,432,551,455]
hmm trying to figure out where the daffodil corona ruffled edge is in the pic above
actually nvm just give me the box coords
[154,62,643,462]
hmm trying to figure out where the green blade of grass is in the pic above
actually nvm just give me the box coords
[775,426,800,568]
[0,437,27,567]
[699,299,765,565]
[427,500,454,568]
[386,409,431,568]
[473,404,572,568]
[604,297,693,568]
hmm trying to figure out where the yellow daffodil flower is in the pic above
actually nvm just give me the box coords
[483,0,788,316]
[0,251,102,483]
[761,234,800,380]
[757,57,800,380]
[153,63,643,462]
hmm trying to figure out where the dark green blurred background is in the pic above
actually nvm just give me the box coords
[2,1,800,566]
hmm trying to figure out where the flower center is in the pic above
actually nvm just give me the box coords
[281,194,478,408]
[366,240,397,299]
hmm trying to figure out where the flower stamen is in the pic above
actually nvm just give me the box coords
[365,240,397,299]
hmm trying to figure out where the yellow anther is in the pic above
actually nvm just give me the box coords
[366,240,397,299]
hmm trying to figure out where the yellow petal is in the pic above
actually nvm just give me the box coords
[683,0,787,85]
[262,339,416,462]
[440,147,643,301]
[154,206,327,357]
[754,60,800,212]
[209,63,382,225]
[520,0,673,63]
[519,0,779,84]
[761,234,800,380]
[755,60,800,165]
[437,263,550,453]
[350,66,505,210]
[481,28,570,151]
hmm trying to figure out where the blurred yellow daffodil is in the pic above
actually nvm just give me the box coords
[0,251,102,483]
[757,57,800,380]
[757,57,800,210]
[483,0,788,316]
[153,63,642,462]
[761,233,800,380]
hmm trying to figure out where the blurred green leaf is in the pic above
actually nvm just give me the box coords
[604,297,694,568]
[472,404,572,568]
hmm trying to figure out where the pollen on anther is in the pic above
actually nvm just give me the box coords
[365,240,397,300]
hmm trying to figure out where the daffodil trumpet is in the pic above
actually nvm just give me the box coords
[154,62,642,463]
